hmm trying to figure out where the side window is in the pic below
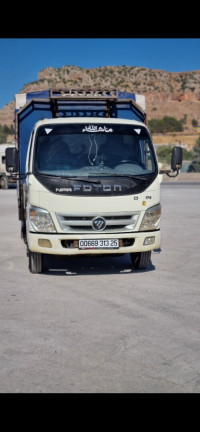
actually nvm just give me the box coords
[27,131,34,172]
[139,140,154,171]
[144,140,154,170]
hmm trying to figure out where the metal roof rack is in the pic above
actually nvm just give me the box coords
[16,88,146,123]
[49,89,119,117]
[49,88,119,99]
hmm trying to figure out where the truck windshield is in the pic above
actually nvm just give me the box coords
[34,123,157,177]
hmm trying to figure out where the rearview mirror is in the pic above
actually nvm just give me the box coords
[6,147,19,173]
[171,146,182,172]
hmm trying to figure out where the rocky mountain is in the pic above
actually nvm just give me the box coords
[1,65,200,135]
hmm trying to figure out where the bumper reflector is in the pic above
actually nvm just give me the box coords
[143,236,155,246]
[38,239,52,248]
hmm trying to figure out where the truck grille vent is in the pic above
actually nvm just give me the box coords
[56,212,139,233]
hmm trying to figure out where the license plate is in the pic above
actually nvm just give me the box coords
[78,239,119,249]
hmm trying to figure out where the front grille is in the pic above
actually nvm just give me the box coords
[56,212,139,233]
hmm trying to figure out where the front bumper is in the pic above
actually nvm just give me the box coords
[27,230,161,255]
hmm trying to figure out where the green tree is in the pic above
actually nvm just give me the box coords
[156,145,174,164]
[192,119,198,128]
[0,123,14,143]
[0,125,7,143]
[148,116,184,133]
[163,116,184,132]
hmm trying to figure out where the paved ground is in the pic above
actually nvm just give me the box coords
[0,182,200,393]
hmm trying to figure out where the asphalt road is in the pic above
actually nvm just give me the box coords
[0,183,200,393]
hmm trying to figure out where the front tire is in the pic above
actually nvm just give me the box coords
[130,251,151,270]
[28,251,43,273]
[0,176,8,189]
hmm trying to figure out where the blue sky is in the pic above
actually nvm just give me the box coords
[0,38,199,109]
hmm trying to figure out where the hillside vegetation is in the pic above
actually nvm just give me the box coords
[0,65,199,146]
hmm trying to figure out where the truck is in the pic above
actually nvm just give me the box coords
[6,89,182,273]
[0,143,17,189]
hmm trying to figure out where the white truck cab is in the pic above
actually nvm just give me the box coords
[6,89,182,273]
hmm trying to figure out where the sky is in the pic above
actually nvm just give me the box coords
[0,38,200,109]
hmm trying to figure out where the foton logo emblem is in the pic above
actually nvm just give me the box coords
[92,217,106,231]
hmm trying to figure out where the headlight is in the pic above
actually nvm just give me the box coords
[29,205,56,233]
[139,204,161,231]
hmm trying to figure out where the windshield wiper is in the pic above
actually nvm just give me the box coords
[65,174,147,183]
[36,172,101,184]
[59,176,101,184]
